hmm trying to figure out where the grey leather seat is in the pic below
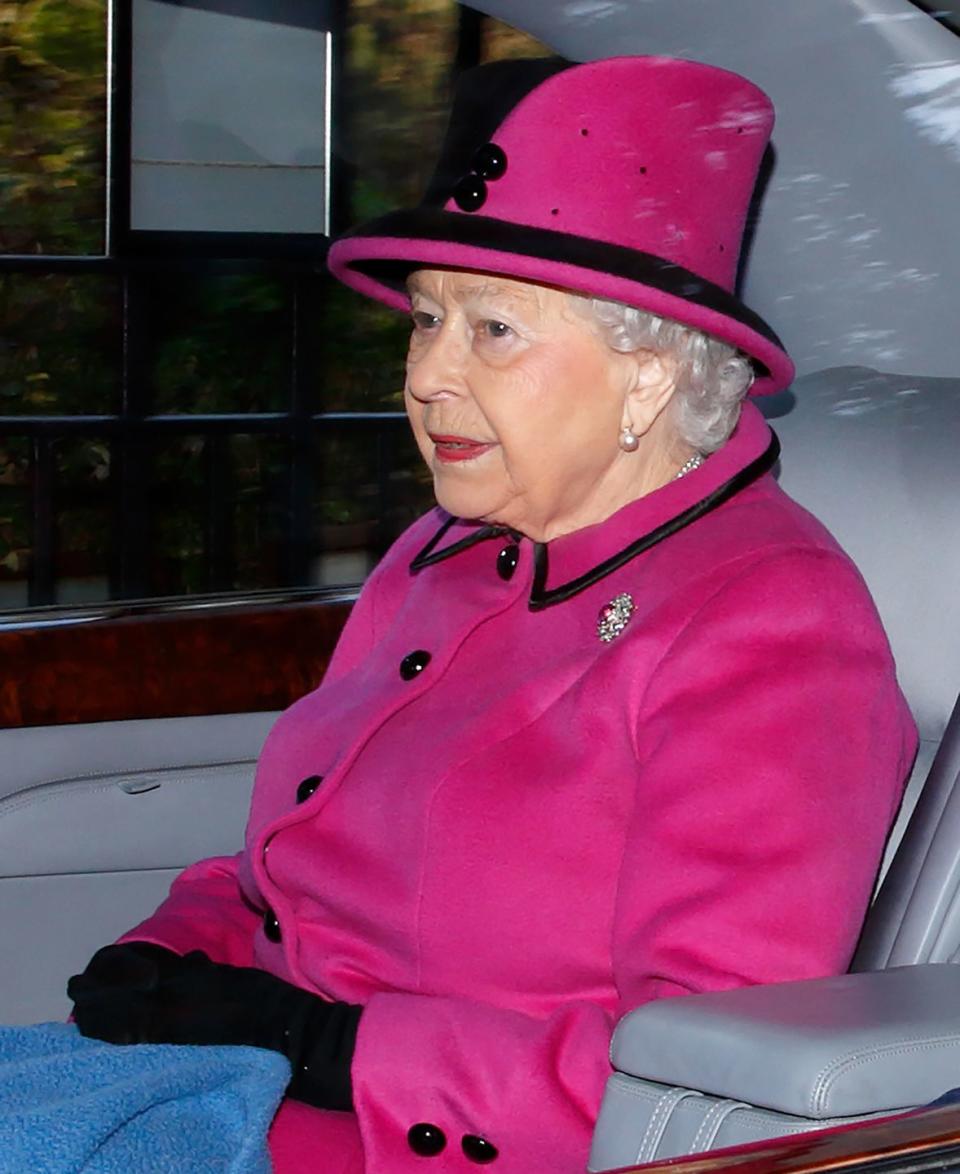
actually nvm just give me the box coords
[0,712,277,1025]
[770,367,960,854]
[855,692,960,971]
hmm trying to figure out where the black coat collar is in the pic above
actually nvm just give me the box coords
[409,432,780,610]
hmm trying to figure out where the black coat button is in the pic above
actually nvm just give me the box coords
[296,775,323,804]
[496,544,519,581]
[473,142,507,180]
[263,909,281,942]
[453,174,487,212]
[400,650,431,681]
[407,1123,446,1156]
[462,1134,498,1163]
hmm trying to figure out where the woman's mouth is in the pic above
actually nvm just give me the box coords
[429,434,496,463]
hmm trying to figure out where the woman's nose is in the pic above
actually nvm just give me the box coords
[406,326,468,402]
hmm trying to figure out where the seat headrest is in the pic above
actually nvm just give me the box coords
[765,366,960,743]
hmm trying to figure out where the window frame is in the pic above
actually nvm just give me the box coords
[0,0,490,612]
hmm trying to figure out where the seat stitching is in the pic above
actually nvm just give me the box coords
[812,1034,960,1114]
[637,1088,703,1163]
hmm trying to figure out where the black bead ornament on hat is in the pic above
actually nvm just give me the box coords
[452,142,509,212]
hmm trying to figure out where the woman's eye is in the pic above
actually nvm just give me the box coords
[482,320,513,340]
[411,311,440,331]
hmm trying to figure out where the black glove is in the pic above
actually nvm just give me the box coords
[68,943,361,1110]
[68,942,196,1045]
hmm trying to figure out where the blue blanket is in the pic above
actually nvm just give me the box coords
[0,1022,290,1173]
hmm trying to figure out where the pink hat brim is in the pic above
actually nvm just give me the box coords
[328,227,794,396]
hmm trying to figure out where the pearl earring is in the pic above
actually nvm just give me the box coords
[619,428,639,452]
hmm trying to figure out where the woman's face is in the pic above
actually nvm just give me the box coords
[404,269,670,542]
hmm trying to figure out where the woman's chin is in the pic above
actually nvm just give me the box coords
[432,482,502,525]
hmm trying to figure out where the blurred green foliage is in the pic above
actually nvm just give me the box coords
[343,0,459,218]
[0,0,107,254]
[0,272,120,414]
[0,0,546,606]
[342,0,545,217]
[0,436,29,581]
[150,275,290,414]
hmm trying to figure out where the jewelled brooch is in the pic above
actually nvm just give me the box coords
[597,592,634,643]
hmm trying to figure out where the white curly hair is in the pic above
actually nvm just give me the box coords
[568,295,755,454]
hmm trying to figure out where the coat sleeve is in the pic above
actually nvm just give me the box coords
[616,547,916,1002]
[119,853,259,966]
[118,549,397,964]
[349,547,917,1173]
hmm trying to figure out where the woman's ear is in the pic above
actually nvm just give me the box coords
[621,349,679,438]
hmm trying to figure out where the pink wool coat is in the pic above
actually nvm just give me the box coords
[126,402,916,1172]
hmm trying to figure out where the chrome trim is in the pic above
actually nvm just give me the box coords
[105,0,116,253]
[324,27,333,238]
[0,586,358,633]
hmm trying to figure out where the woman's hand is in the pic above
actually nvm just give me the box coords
[67,942,193,1045]
[68,943,361,1110]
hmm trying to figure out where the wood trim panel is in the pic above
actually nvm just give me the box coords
[618,1102,960,1174]
[0,598,353,728]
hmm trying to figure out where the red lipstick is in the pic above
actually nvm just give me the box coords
[429,434,496,463]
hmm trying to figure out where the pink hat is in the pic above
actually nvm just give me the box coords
[327,56,794,395]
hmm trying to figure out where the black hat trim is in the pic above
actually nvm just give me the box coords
[528,430,780,608]
[407,432,780,609]
[409,516,525,572]
[339,208,784,360]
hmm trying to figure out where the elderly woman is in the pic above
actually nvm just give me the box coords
[68,57,916,1173]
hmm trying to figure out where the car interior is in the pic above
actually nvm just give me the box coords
[2,0,959,1170]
